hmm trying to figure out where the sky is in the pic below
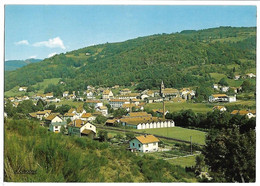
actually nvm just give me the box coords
[4,5,257,60]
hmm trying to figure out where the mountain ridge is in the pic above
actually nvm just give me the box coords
[4,26,256,92]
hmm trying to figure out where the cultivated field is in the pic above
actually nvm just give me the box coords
[135,127,206,145]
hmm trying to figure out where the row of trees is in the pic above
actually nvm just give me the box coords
[166,109,255,132]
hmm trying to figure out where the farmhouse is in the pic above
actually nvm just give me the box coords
[63,91,69,97]
[246,73,256,78]
[80,113,95,121]
[129,134,160,153]
[213,106,227,112]
[118,93,140,100]
[19,87,28,92]
[102,89,114,100]
[208,94,229,102]
[45,113,63,125]
[68,119,96,138]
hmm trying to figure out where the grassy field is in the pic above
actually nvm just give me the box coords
[167,155,197,168]
[32,78,60,93]
[4,78,61,97]
[4,86,34,97]
[145,102,212,113]
[135,127,206,145]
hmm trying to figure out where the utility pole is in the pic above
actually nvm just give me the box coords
[190,136,192,155]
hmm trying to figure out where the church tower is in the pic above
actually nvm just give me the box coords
[160,81,165,97]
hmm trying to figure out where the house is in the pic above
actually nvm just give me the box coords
[228,95,236,103]
[68,94,76,100]
[76,106,86,117]
[45,113,63,125]
[102,89,114,100]
[109,99,129,108]
[49,121,67,133]
[129,135,160,153]
[12,102,19,107]
[63,112,78,121]
[221,86,229,93]
[63,91,69,97]
[213,106,227,112]
[231,110,256,119]
[212,84,219,90]
[23,96,30,100]
[29,110,52,120]
[45,92,54,99]
[209,94,229,103]
[234,75,241,80]
[96,106,108,116]
[85,100,103,108]
[180,88,196,100]
[105,119,119,126]
[141,94,149,100]
[68,119,96,139]
[246,73,256,78]
[8,97,15,102]
[19,87,28,92]
[80,113,96,121]
[84,90,94,98]
[120,88,131,95]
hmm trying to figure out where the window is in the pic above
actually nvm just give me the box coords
[55,126,58,129]
[132,143,135,146]
[153,143,156,146]
[138,144,141,148]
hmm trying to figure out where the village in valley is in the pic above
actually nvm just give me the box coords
[3,4,257,183]
[4,70,256,156]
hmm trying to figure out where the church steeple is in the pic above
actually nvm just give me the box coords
[160,80,165,97]
[161,81,165,90]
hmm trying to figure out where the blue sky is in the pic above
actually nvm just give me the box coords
[5,5,256,60]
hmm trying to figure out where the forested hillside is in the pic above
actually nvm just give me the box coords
[4,27,256,91]
[4,58,42,71]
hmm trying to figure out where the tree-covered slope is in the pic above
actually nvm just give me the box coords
[4,26,256,91]
[4,58,42,71]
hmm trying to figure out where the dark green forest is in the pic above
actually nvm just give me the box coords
[5,26,256,92]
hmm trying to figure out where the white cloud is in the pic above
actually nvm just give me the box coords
[15,40,29,45]
[33,37,66,49]
[29,55,37,59]
[48,52,57,58]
